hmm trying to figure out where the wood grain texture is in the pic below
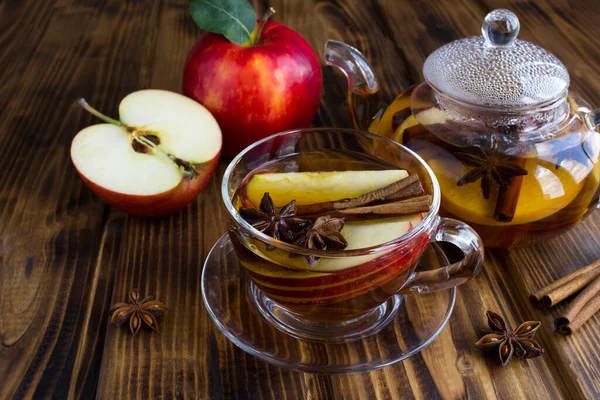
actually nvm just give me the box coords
[0,0,599,399]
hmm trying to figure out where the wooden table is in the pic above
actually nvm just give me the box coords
[2,0,600,398]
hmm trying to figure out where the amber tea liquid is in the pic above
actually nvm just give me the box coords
[369,87,600,247]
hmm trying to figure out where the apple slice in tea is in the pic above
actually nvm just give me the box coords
[239,170,431,272]
[246,169,408,207]
[251,213,426,272]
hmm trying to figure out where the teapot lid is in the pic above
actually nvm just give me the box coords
[423,9,569,110]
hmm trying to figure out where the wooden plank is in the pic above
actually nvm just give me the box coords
[0,0,56,117]
[0,1,120,398]
[0,0,179,397]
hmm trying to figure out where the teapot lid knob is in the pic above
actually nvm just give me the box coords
[482,9,520,46]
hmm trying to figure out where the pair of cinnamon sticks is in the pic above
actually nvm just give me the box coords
[294,173,431,219]
[530,259,600,335]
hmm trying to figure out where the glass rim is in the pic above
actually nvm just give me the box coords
[221,127,442,258]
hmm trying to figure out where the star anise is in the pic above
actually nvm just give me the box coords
[239,193,310,249]
[295,215,348,265]
[455,147,528,199]
[109,289,167,335]
[475,311,543,366]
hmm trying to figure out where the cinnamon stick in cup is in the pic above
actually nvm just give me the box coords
[336,195,432,216]
[295,174,420,216]
[555,274,600,335]
[529,259,600,309]
[383,181,425,201]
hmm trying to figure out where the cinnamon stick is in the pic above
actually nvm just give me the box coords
[391,108,412,132]
[529,259,600,309]
[494,157,526,222]
[295,174,419,216]
[383,181,425,201]
[555,274,600,335]
[335,195,431,216]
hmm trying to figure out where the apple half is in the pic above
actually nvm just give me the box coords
[71,90,222,216]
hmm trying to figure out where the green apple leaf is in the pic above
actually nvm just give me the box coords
[190,0,257,45]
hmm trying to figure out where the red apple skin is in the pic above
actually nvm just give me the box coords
[182,20,322,158]
[74,153,220,217]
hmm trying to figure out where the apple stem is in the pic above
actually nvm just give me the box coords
[252,7,276,45]
[77,98,124,127]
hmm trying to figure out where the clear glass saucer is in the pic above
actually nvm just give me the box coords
[202,234,456,374]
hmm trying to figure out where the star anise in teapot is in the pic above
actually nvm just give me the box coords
[475,311,543,366]
[455,147,528,200]
[239,193,311,248]
[295,215,348,265]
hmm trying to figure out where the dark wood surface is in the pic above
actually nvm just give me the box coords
[1,0,600,398]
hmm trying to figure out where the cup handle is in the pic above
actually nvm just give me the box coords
[397,218,484,294]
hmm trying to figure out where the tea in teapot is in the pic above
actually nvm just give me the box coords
[326,9,600,247]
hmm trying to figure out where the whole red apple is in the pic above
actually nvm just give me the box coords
[182,19,322,158]
[71,90,222,217]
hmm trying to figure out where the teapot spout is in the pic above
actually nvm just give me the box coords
[324,40,383,131]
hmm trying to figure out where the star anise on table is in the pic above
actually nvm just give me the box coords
[455,147,528,199]
[239,193,310,249]
[295,215,348,265]
[475,311,543,366]
[109,289,167,335]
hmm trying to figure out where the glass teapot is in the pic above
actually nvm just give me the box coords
[324,9,600,248]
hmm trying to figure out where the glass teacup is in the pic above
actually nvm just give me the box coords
[222,128,484,342]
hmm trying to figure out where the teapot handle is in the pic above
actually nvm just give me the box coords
[584,108,600,131]
[324,40,383,131]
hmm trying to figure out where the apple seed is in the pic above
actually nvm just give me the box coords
[132,134,160,154]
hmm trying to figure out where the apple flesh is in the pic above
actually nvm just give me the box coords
[245,169,408,207]
[71,90,222,216]
[182,20,322,158]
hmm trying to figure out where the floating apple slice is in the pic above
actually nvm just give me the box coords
[414,107,447,126]
[250,213,425,272]
[247,230,430,305]
[392,113,418,143]
[246,169,408,207]
[341,214,425,250]
[71,90,222,216]
[243,213,429,305]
